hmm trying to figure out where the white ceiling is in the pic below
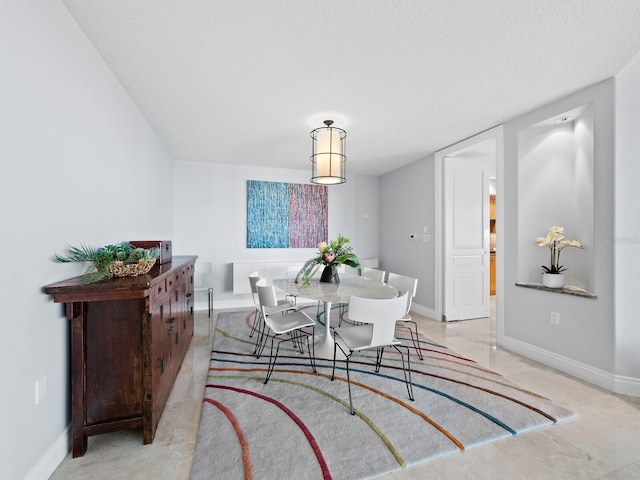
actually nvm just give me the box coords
[61,0,640,177]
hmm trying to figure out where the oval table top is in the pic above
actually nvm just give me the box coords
[273,275,397,304]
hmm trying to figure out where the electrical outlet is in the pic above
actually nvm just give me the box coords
[550,312,560,325]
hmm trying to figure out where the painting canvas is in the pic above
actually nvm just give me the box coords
[247,180,328,248]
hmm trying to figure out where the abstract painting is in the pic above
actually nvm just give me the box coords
[247,180,327,248]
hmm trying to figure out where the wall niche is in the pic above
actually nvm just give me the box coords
[517,104,594,293]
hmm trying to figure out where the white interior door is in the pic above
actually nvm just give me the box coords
[444,156,490,321]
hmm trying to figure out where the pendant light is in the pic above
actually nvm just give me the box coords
[310,119,346,184]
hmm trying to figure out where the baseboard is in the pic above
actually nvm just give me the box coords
[25,425,70,480]
[614,374,640,396]
[502,335,640,397]
[410,302,436,320]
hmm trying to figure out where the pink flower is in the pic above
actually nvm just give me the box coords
[324,253,336,263]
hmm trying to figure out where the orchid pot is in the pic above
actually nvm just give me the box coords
[542,273,565,289]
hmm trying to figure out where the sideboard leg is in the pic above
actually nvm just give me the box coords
[69,302,87,457]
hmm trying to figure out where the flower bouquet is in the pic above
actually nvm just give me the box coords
[53,242,160,284]
[295,234,361,285]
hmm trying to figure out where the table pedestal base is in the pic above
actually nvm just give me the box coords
[312,332,346,360]
[312,300,346,360]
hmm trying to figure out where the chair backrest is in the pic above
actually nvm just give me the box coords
[359,258,379,269]
[248,271,262,308]
[248,271,261,294]
[347,293,408,347]
[256,279,279,311]
[361,267,386,282]
[386,273,418,314]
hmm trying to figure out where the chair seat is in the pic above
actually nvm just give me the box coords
[265,310,315,335]
[334,325,401,352]
[264,299,294,316]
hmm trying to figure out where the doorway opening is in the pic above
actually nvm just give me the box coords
[434,125,504,346]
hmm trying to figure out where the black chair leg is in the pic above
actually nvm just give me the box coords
[407,321,423,360]
[345,354,356,415]
[263,328,317,384]
[374,347,385,372]
[331,334,356,415]
[394,345,414,401]
[306,327,317,373]
[264,337,280,384]
[249,309,260,337]
[331,341,338,381]
[254,320,269,358]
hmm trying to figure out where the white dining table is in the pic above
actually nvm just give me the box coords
[273,275,398,360]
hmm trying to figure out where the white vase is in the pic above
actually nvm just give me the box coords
[542,273,565,288]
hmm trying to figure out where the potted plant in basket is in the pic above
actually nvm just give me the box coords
[535,226,583,288]
[53,242,160,284]
[296,234,361,285]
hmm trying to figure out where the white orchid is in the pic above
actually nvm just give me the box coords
[536,226,583,274]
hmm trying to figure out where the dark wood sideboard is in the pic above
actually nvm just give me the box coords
[44,255,198,457]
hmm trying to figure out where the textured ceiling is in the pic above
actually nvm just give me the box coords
[61,0,640,177]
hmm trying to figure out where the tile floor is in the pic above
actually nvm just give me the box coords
[50,304,640,480]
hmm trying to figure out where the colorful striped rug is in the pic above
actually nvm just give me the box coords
[190,309,575,480]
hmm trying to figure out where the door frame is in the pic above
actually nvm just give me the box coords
[435,125,504,345]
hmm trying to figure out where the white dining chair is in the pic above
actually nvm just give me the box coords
[361,267,386,282]
[248,271,294,341]
[386,272,421,359]
[255,279,317,384]
[331,292,413,414]
[343,266,386,327]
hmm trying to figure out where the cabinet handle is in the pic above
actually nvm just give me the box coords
[161,359,165,374]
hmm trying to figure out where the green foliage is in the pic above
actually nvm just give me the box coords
[541,264,566,274]
[53,242,160,284]
[295,258,321,285]
[295,234,361,285]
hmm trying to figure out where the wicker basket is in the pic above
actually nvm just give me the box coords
[108,258,157,278]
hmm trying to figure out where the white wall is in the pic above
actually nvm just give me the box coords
[0,1,174,479]
[173,161,381,309]
[615,50,640,379]
[502,79,617,378]
[379,156,435,312]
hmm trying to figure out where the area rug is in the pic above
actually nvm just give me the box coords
[190,309,575,480]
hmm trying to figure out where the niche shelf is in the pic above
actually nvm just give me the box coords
[515,282,597,299]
